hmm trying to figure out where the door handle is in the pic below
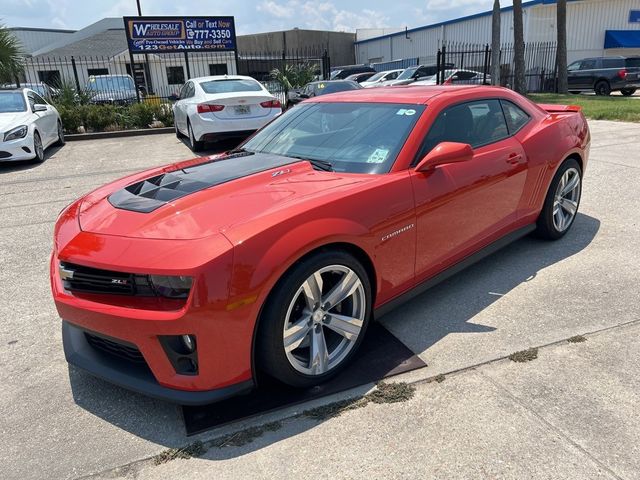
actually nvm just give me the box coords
[507,153,523,165]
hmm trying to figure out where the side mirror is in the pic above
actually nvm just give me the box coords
[415,142,473,172]
[33,104,47,112]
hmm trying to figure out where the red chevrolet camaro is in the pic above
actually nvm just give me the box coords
[51,85,590,405]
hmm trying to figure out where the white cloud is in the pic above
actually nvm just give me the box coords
[257,0,389,31]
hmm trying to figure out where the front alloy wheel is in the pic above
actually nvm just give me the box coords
[258,251,372,388]
[283,265,366,376]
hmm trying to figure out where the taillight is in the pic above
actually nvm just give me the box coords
[260,99,282,109]
[197,103,225,113]
[618,69,628,79]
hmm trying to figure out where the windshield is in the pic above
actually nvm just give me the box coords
[0,92,27,113]
[200,79,263,94]
[242,102,424,174]
[315,82,361,95]
[396,67,418,80]
[365,71,387,82]
[88,76,134,91]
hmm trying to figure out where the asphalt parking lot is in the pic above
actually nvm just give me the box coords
[1,121,639,480]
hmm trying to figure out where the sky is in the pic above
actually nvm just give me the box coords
[2,0,515,34]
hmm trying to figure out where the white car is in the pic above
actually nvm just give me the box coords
[0,88,64,163]
[360,69,404,88]
[412,69,491,86]
[173,75,282,152]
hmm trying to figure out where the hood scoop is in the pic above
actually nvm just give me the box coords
[108,152,298,213]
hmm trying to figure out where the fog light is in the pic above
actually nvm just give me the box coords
[182,334,196,352]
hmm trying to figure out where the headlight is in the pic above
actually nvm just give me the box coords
[4,125,28,142]
[149,275,193,299]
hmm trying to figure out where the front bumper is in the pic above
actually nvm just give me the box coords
[0,135,36,161]
[63,321,253,405]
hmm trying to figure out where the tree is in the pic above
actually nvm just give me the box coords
[491,0,501,86]
[0,24,23,83]
[512,0,527,94]
[556,0,568,93]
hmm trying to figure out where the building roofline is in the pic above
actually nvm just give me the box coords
[354,0,581,45]
[8,26,76,33]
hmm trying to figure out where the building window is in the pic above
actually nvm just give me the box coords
[209,64,228,76]
[87,68,109,77]
[37,70,61,86]
[166,66,185,85]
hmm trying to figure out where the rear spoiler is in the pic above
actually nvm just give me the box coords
[538,103,582,113]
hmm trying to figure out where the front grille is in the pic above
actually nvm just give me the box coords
[60,262,154,296]
[85,332,145,363]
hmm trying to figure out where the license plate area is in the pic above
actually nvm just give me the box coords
[234,105,251,115]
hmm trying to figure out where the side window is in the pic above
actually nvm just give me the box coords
[33,92,48,105]
[186,82,194,98]
[387,71,399,80]
[602,58,623,69]
[567,61,581,72]
[416,99,509,161]
[500,100,530,134]
[580,59,597,70]
[27,93,36,110]
[179,83,189,99]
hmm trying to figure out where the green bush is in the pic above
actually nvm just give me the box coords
[57,101,175,133]
[56,105,83,133]
[84,104,118,131]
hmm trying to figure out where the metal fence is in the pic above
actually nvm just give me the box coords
[436,41,558,92]
[20,47,331,105]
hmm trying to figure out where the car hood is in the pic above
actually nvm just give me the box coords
[78,152,376,240]
[0,111,32,133]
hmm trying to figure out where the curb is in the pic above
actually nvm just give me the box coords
[65,127,174,142]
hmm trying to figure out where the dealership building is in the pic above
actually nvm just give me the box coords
[355,0,640,66]
[11,18,355,99]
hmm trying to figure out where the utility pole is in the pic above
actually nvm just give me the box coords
[556,0,568,93]
[135,0,150,96]
[491,0,501,86]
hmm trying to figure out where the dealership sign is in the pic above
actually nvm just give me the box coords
[123,16,237,52]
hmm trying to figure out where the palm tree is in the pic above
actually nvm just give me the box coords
[556,0,568,93]
[491,0,501,86]
[513,0,527,94]
[0,23,23,83]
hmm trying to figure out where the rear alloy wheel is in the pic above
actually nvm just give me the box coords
[536,158,582,240]
[258,251,372,388]
[594,80,611,96]
[33,131,45,162]
[55,120,65,146]
[188,121,204,152]
[621,88,636,97]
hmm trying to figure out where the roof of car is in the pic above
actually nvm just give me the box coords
[311,84,485,104]
[190,75,256,83]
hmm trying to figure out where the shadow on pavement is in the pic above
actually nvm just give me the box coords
[380,213,601,356]
[68,213,600,458]
[0,145,63,174]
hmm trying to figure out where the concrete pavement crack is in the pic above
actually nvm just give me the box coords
[476,369,625,480]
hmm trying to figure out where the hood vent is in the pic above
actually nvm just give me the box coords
[108,152,298,213]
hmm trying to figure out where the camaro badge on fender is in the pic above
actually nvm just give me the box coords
[381,224,415,242]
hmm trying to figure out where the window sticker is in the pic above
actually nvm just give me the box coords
[396,108,416,116]
[367,148,389,163]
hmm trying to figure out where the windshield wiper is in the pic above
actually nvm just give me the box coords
[224,147,255,159]
[288,155,333,172]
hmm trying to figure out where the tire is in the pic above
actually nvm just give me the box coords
[55,120,65,146]
[257,250,372,388]
[621,88,636,97]
[187,121,204,152]
[594,80,611,96]
[174,115,182,138]
[535,158,582,240]
[33,131,45,163]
